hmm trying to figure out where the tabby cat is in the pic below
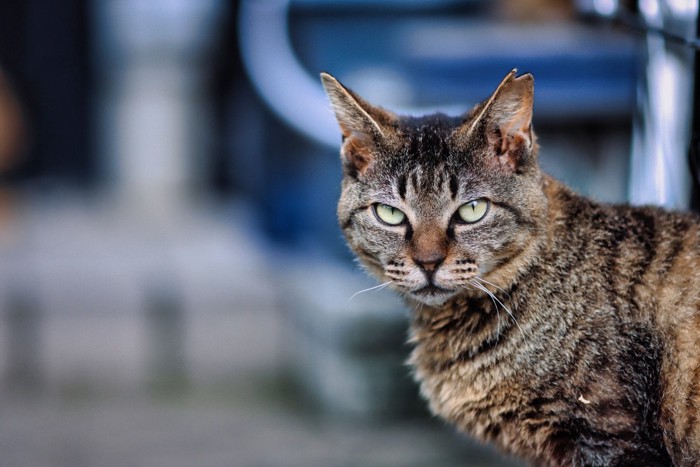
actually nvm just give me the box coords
[321,70,700,466]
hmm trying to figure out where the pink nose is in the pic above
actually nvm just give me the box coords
[413,252,445,274]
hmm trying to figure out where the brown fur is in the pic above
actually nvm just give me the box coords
[321,70,700,466]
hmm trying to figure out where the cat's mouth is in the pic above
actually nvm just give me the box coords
[411,285,456,306]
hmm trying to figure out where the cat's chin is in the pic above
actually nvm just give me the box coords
[409,285,457,307]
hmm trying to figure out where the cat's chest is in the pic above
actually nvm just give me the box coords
[409,297,545,428]
[411,328,531,418]
[412,337,643,466]
[409,295,666,465]
[412,338,546,462]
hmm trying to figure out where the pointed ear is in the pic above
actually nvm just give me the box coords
[457,70,535,172]
[321,72,397,177]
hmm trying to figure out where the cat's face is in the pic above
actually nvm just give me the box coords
[323,71,547,306]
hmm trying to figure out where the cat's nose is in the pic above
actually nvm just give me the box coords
[411,226,447,276]
[413,253,446,274]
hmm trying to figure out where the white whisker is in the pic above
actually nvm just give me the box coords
[348,281,393,302]
[470,279,525,339]
[474,280,500,315]
[474,277,512,300]
[413,302,424,315]
[473,281,502,344]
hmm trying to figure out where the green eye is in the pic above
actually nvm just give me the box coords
[457,199,489,223]
[374,203,406,226]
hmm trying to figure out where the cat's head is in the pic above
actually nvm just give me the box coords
[322,70,548,306]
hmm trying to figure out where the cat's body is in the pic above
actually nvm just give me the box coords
[321,70,700,466]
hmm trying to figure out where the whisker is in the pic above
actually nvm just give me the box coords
[413,302,424,315]
[474,277,512,300]
[348,281,393,302]
[470,280,525,340]
[470,280,502,343]
[475,281,500,316]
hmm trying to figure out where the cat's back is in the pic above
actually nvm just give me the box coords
[544,176,700,303]
[545,176,700,335]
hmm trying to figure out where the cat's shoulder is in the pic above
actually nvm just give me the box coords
[543,174,700,228]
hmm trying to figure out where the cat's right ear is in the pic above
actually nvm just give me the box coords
[321,73,396,177]
[454,70,535,173]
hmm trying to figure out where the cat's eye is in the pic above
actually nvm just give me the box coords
[457,199,489,223]
[374,203,406,226]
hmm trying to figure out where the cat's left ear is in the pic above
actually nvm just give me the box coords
[458,70,535,172]
[321,72,397,177]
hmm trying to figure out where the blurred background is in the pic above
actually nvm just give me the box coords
[0,0,696,466]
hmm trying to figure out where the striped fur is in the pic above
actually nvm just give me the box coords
[322,71,700,466]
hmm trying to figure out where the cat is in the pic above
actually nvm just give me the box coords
[320,69,700,466]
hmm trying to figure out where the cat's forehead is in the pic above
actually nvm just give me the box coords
[356,111,499,207]
[372,113,483,182]
[370,153,488,213]
[398,114,461,149]
[376,114,459,171]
